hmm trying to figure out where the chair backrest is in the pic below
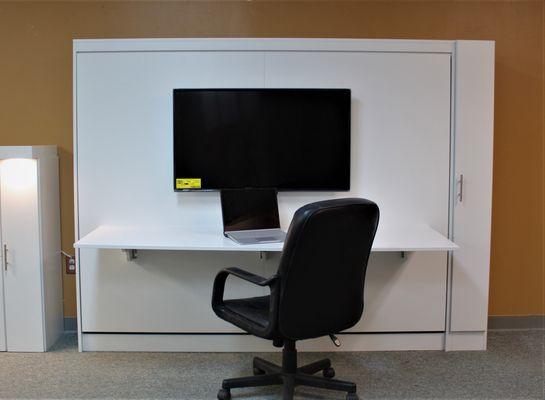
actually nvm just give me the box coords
[276,198,379,340]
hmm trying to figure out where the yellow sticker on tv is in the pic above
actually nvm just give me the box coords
[176,178,201,189]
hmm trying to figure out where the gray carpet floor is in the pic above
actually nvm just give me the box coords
[0,330,543,399]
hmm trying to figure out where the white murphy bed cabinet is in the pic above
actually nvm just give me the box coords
[73,39,494,352]
[0,146,63,352]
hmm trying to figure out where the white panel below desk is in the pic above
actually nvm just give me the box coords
[78,250,448,334]
[75,224,457,252]
[81,332,447,352]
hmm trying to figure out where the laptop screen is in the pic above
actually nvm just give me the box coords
[221,189,280,232]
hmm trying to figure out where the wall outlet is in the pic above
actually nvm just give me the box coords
[65,256,76,275]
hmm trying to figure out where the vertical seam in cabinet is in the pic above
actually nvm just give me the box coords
[0,171,6,349]
[262,51,266,88]
[445,44,458,347]
[73,49,83,351]
[36,159,47,351]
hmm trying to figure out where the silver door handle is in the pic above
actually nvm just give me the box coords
[457,174,464,202]
[3,244,7,271]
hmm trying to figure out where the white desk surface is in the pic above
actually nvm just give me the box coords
[74,224,457,252]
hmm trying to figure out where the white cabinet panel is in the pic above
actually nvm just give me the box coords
[76,51,265,232]
[76,50,452,334]
[81,250,448,333]
[80,249,276,332]
[0,228,5,351]
[451,41,495,331]
[77,51,267,332]
[264,252,447,333]
[265,51,451,332]
[0,159,44,351]
[38,157,63,349]
[354,252,447,332]
[265,52,452,234]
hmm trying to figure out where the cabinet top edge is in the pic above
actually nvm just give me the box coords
[73,38,460,54]
[0,146,58,160]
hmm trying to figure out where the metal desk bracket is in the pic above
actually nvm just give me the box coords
[123,249,138,261]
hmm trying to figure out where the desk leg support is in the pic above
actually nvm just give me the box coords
[123,249,138,261]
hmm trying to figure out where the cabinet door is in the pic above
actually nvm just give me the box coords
[0,159,44,351]
[450,42,495,332]
[0,219,5,351]
[77,51,267,332]
[265,51,451,332]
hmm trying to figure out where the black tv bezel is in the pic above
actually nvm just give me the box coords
[173,88,351,192]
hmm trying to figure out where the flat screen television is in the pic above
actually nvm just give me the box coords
[173,88,351,191]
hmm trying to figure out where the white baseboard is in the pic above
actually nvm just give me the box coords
[81,332,446,352]
[445,331,487,351]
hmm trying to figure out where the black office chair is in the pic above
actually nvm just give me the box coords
[212,198,379,400]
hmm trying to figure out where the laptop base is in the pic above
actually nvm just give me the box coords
[226,229,286,245]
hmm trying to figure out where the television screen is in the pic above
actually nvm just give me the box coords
[173,88,350,191]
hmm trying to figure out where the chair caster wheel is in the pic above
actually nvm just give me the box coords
[323,366,335,378]
[346,392,359,400]
[253,366,266,375]
[217,388,231,400]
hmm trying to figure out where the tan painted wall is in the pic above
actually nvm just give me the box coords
[0,1,542,318]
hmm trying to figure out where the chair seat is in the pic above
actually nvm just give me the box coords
[216,296,271,335]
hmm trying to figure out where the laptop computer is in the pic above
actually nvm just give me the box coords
[221,188,286,245]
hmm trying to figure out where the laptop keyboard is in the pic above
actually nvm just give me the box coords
[227,229,286,245]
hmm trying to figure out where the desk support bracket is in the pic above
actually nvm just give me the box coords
[123,249,138,261]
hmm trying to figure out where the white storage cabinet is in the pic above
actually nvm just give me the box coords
[0,146,63,352]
